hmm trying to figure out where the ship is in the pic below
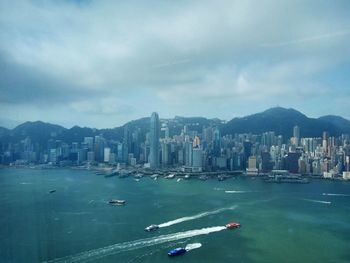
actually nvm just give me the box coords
[109,199,126,205]
[226,222,240,229]
[167,247,187,257]
[166,173,175,179]
[144,224,159,231]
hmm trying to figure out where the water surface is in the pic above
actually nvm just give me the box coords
[0,168,349,262]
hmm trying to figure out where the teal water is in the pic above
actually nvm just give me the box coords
[0,168,350,263]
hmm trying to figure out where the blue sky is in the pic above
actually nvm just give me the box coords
[0,0,350,128]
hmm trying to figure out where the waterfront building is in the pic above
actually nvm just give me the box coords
[87,151,95,163]
[192,147,203,171]
[104,147,111,163]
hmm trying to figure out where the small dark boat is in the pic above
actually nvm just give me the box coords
[109,199,126,205]
[49,190,56,194]
[168,247,187,257]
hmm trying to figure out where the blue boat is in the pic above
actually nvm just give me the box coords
[167,247,187,257]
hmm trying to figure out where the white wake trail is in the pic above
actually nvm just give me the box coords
[302,199,331,204]
[322,193,350,197]
[225,190,249,194]
[43,226,226,263]
[185,243,202,251]
[158,205,237,228]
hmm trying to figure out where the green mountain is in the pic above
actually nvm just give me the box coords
[220,107,346,137]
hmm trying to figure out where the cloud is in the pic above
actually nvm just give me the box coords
[260,30,350,48]
[0,0,350,127]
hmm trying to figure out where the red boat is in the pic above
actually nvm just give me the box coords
[226,222,240,229]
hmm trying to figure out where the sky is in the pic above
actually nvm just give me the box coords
[1,0,350,129]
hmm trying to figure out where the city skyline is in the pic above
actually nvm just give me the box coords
[1,110,349,180]
[1,1,350,128]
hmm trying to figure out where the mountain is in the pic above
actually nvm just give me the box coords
[0,116,219,148]
[221,107,344,138]
[1,108,349,148]
[318,115,350,134]
[0,127,9,137]
[2,121,66,147]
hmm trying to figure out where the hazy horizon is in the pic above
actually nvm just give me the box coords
[1,1,350,128]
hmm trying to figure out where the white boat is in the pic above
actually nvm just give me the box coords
[166,174,175,179]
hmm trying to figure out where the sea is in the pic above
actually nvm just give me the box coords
[0,168,349,263]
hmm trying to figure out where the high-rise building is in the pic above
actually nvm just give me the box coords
[248,156,257,169]
[192,147,203,170]
[293,125,300,146]
[193,136,200,148]
[149,112,160,169]
[104,147,111,162]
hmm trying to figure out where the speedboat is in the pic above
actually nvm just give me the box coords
[168,247,187,257]
[226,222,240,229]
[109,199,126,205]
[144,224,159,231]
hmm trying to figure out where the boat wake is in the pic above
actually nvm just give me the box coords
[302,199,331,204]
[158,205,237,228]
[322,193,350,197]
[225,190,249,194]
[43,226,226,263]
[185,243,202,251]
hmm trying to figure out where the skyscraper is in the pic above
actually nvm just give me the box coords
[150,112,160,169]
[293,125,300,146]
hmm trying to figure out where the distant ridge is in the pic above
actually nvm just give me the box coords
[0,108,349,148]
[220,107,346,137]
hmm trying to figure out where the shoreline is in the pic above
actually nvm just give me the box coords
[1,164,349,183]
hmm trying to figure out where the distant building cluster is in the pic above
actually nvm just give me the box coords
[1,113,350,179]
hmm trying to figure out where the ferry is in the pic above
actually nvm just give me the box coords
[109,199,126,205]
[226,222,240,229]
[168,247,187,257]
[144,224,159,231]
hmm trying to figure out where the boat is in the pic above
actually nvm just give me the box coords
[144,224,159,231]
[184,174,190,179]
[134,173,143,179]
[109,199,126,205]
[168,247,187,257]
[49,189,56,194]
[226,222,240,229]
[166,174,175,179]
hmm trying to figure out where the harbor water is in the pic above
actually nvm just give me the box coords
[0,168,349,263]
